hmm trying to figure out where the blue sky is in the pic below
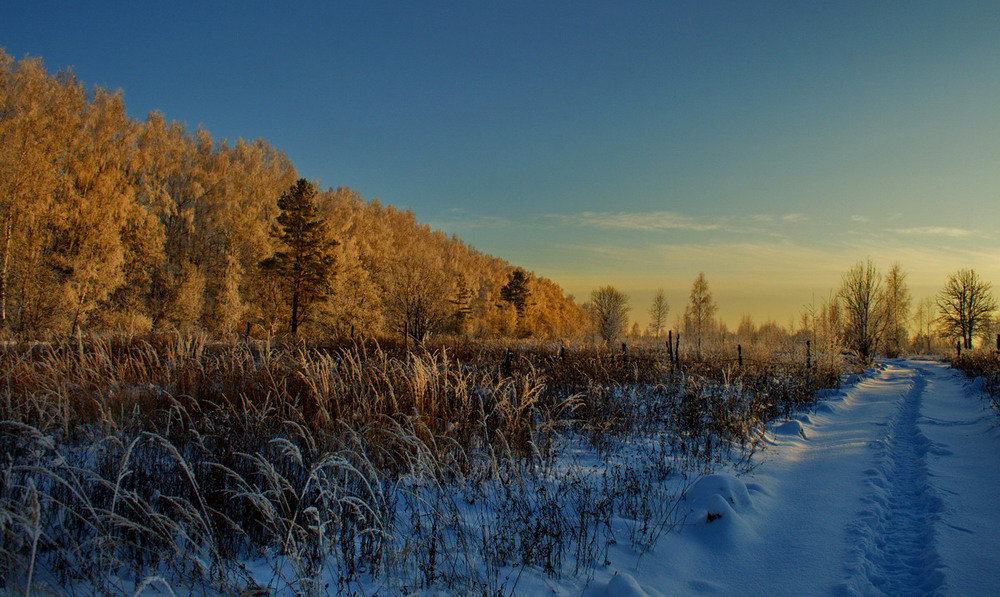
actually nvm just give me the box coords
[3,1,999,326]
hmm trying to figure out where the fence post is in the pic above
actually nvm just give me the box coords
[737,343,742,368]
[559,344,566,360]
[956,341,962,359]
[675,332,681,367]
[502,348,512,376]
[667,330,673,362]
[806,340,811,370]
[621,341,627,357]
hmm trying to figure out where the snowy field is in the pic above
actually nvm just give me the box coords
[6,354,999,595]
[555,359,1000,596]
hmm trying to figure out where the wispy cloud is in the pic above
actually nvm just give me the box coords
[548,210,817,233]
[888,226,977,238]
[429,208,514,230]
[547,210,723,232]
[850,215,869,223]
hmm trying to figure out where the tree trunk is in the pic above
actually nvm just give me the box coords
[290,285,299,336]
[0,217,11,328]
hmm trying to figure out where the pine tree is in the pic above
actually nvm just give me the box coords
[500,268,530,318]
[261,179,336,335]
[451,276,474,335]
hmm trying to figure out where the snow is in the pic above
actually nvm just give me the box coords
[570,359,1000,596]
[118,358,1000,595]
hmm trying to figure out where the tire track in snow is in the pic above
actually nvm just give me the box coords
[840,365,945,596]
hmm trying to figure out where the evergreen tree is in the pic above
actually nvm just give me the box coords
[451,276,474,334]
[500,268,530,318]
[261,179,336,335]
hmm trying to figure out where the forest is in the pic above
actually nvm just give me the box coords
[0,50,584,341]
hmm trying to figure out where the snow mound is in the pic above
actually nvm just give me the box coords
[685,474,753,510]
[684,473,753,515]
[603,573,650,597]
[682,474,756,545]
[814,402,837,414]
[773,419,808,439]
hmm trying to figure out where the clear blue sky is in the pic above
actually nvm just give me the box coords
[3,1,999,326]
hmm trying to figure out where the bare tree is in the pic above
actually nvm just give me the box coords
[879,262,911,357]
[590,285,630,345]
[912,297,935,353]
[840,259,885,364]
[937,268,997,349]
[683,272,717,353]
[647,288,669,338]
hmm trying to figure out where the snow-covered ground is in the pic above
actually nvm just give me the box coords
[561,359,1000,596]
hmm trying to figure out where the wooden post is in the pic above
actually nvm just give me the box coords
[675,332,681,367]
[956,341,962,359]
[806,340,811,370]
[244,321,251,344]
[502,348,512,376]
[621,341,627,357]
[559,344,566,360]
[737,344,742,368]
[667,330,673,362]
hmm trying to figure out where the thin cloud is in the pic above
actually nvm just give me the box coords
[888,226,977,238]
[781,213,807,223]
[851,215,869,223]
[547,210,723,232]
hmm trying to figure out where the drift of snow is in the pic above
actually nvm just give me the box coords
[567,359,1000,596]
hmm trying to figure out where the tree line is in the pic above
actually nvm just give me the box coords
[586,263,998,365]
[0,50,585,339]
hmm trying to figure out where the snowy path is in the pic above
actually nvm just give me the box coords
[578,359,1000,596]
[840,365,943,595]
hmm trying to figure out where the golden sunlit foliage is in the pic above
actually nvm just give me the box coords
[0,50,585,339]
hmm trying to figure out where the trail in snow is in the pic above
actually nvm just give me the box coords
[574,359,1000,597]
[840,366,944,595]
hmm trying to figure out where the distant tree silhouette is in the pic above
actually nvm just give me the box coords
[840,259,884,364]
[684,273,717,353]
[261,179,336,335]
[590,285,630,344]
[647,288,669,338]
[937,268,996,349]
[879,263,911,357]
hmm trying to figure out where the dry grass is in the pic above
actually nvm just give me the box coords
[0,333,843,594]
[951,349,1000,410]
